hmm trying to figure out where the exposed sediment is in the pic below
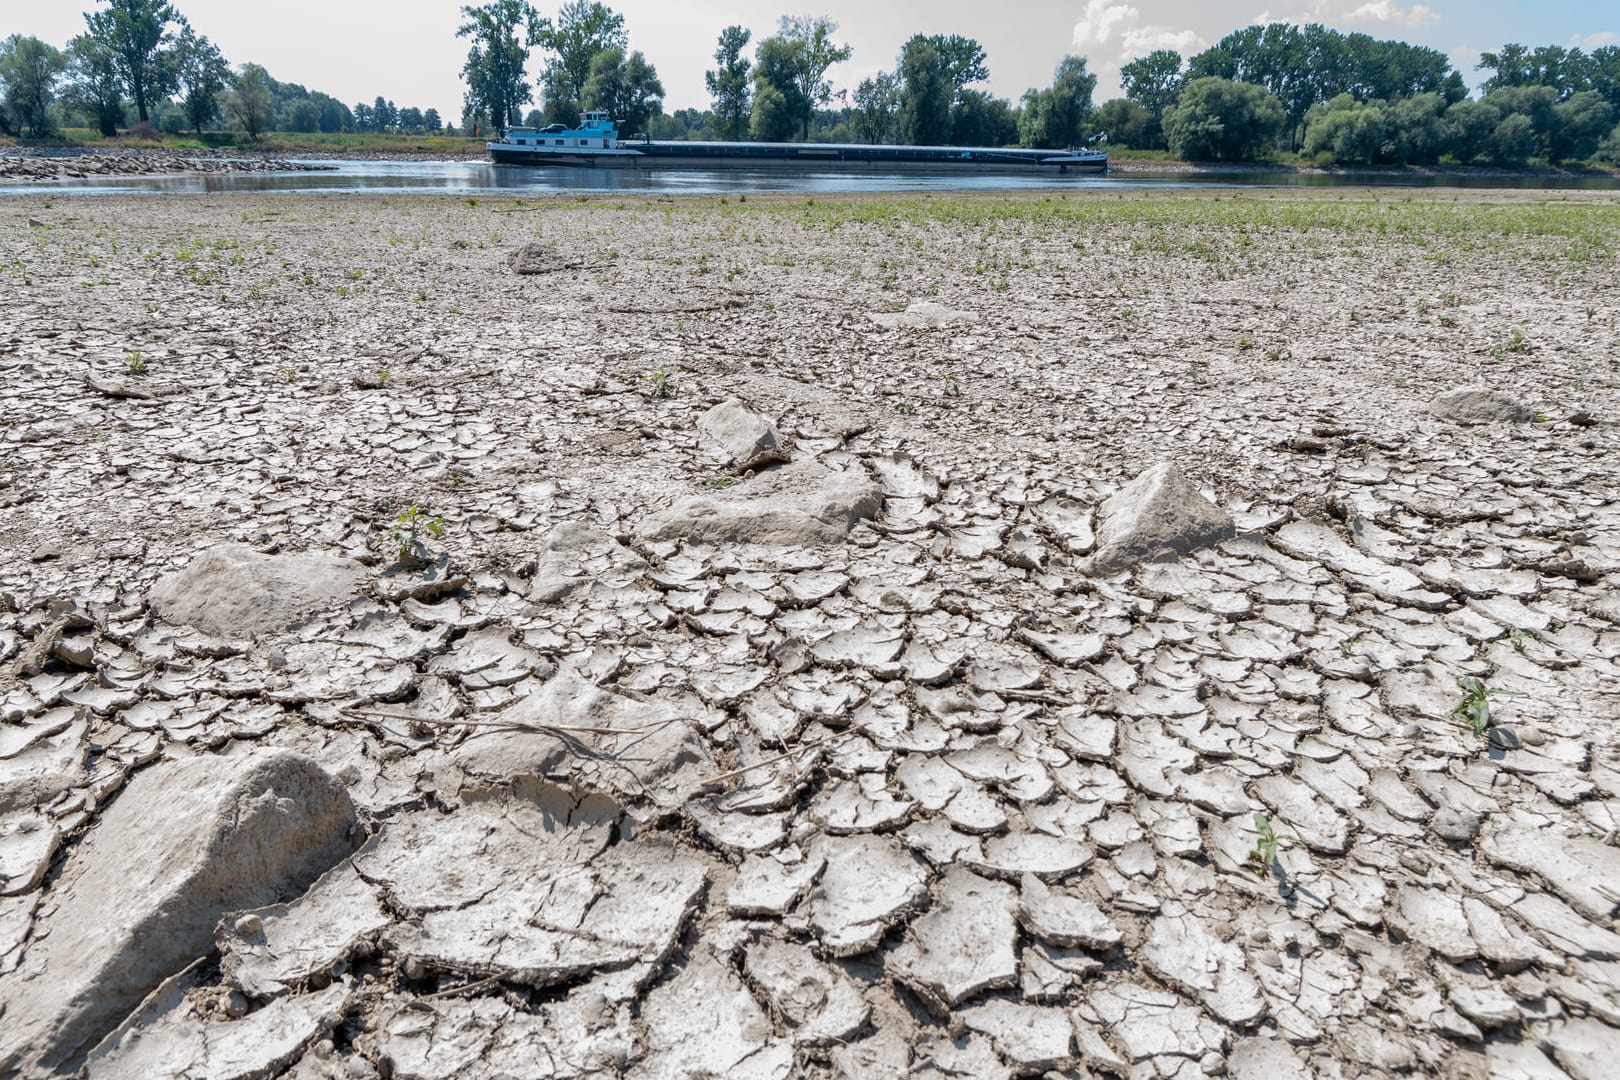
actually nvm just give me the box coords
[1,187,1617,1078]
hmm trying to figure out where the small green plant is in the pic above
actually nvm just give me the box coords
[1265,344,1292,362]
[277,363,299,382]
[389,506,445,565]
[1238,334,1255,350]
[125,350,147,375]
[378,369,392,382]
[1339,632,1362,658]
[642,364,675,399]
[941,373,962,398]
[701,474,738,490]
[1508,629,1530,654]
[1505,328,1528,354]
[1452,676,1524,736]
[1247,813,1295,879]
[1437,314,1457,327]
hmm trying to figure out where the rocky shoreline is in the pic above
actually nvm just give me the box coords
[0,148,338,181]
[0,188,1616,1079]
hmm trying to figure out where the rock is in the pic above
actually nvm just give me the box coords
[808,834,929,956]
[148,544,365,639]
[890,867,1018,1012]
[959,1000,1076,1074]
[85,972,348,1080]
[526,522,647,602]
[869,300,980,329]
[508,241,580,275]
[638,460,882,547]
[1018,874,1122,950]
[0,749,357,1078]
[1430,806,1482,843]
[0,710,87,812]
[1086,462,1234,575]
[698,398,788,473]
[1544,1017,1620,1080]
[1431,386,1535,424]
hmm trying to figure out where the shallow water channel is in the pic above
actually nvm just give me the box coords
[4,157,1618,197]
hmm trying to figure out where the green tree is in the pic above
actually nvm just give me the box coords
[424,107,442,132]
[1120,49,1182,149]
[1386,92,1446,165]
[1483,84,1558,158]
[1553,90,1614,161]
[82,0,185,123]
[352,101,374,132]
[0,35,67,137]
[458,0,540,138]
[1595,122,1620,164]
[1019,55,1096,149]
[1093,98,1153,149]
[705,25,751,140]
[1163,76,1285,161]
[174,26,228,135]
[898,36,951,144]
[1488,111,1536,166]
[580,46,662,133]
[852,71,898,143]
[399,106,425,133]
[62,34,125,136]
[1301,94,1386,164]
[1442,99,1497,163]
[373,96,397,132]
[952,89,1017,146]
[749,79,795,141]
[753,16,851,140]
[535,1,626,126]
[226,62,272,140]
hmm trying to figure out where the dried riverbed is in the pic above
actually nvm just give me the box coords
[1,188,1618,1078]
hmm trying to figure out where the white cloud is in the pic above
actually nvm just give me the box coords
[1568,31,1620,50]
[1072,1,1208,99]
[1343,1,1440,29]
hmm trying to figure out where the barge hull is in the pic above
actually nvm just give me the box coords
[489,140,1106,173]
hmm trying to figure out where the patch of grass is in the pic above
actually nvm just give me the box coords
[1247,813,1295,879]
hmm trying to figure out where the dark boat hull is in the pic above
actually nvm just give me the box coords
[489,140,1106,173]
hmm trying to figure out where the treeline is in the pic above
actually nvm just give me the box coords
[0,0,450,140]
[1121,26,1620,166]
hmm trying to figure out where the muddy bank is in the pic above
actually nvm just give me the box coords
[1,188,1617,1078]
[1108,155,1620,182]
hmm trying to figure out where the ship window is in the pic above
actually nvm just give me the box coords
[555,139,563,145]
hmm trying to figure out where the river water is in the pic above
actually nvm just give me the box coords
[3,157,1617,197]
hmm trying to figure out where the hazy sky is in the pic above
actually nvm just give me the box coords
[2,1,1615,118]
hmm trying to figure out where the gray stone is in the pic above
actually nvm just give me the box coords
[638,460,882,547]
[0,749,357,1079]
[219,860,390,999]
[149,544,365,639]
[699,397,788,473]
[1431,386,1535,424]
[1087,462,1235,575]
[1431,806,1483,843]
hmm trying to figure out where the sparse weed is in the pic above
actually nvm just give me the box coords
[1265,344,1292,362]
[388,506,445,566]
[1452,676,1524,737]
[125,350,147,375]
[1509,629,1530,654]
[642,364,675,399]
[1247,813,1295,879]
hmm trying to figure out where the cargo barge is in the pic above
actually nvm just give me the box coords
[488,111,1108,174]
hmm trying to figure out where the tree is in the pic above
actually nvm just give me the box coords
[1387,92,1446,165]
[399,106,425,133]
[0,36,67,137]
[62,34,124,136]
[82,0,185,123]
[1093,98,1153,149]
[1301,94,1386,164]
[952,89,1017,147]
[580,46,662,134]
[373,96,398,132]
[1489,111,1536,166]
[458,0,539,139]
[1163,76,1285,161]
[1120,49,1182,149]
[1442,99,1497,163]
[1483,84,1558,159]
[352,101,374,131]
[227,62,272,140]
[1019,55,1096,149]
[1553,91,1614,161]
[309,92,350,133]
[852,71,898,143]
[898,36,951,144]
[778,15,851,139]
[705,25,751,140]
[174,26,228,135]
[424,107,442,132]
[749,79,795,141]
[535,1,626,126]
[751,35,808,140]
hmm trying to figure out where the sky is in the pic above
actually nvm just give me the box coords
[1,1,1615,119]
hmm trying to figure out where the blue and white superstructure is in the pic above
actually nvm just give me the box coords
[488,111,1108,174]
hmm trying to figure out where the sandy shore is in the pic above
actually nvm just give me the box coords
[1,187,1617,1078]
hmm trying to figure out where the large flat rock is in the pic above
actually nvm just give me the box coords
[1087,462,1234,575]
[148,543,366,639]
[638,460,882,547]
[0,749,357,1079]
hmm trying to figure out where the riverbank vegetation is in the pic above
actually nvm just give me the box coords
[1,1,1618,172]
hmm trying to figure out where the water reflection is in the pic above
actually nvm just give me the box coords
[1,157,1615,197]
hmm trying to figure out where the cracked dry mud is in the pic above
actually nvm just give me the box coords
[0,186,1617,1079]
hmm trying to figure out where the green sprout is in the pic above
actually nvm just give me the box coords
[125,350,147,375]
[1247,813,1295,879]
[389,506,445,566]
[642,364,675,399]
[1452,676,1524,736]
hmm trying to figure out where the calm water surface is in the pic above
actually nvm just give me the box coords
[3,158,1617,197]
